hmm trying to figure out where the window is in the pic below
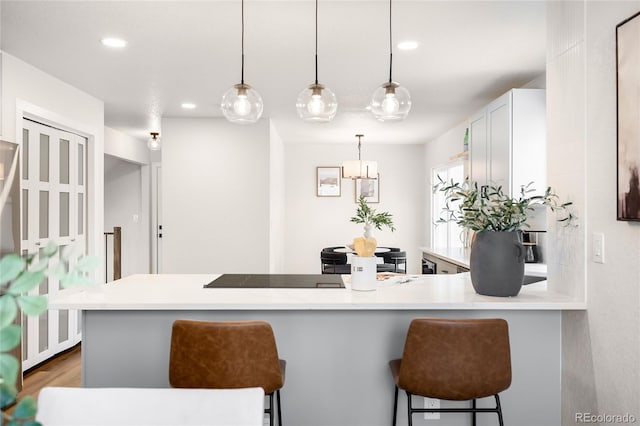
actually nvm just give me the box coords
[432,161,465,248]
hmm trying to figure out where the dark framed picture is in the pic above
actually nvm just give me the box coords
[316,166,341,197]
[355,174,379,203]
[616,10,640,220]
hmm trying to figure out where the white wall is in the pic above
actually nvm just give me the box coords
[103,127,151,279]
[104,155,149,278]
[269,122,286,273]
[160,118,270,274]
[104,126,149,165]
[284,143,425,274]
[547,1,640,422]
[0,52,104,275]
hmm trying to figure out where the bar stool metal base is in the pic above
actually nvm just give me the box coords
[392,386,504,426]
[266,390,282,426]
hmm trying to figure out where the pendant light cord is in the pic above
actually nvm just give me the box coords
[314,0,319,85]
[241,0,245,85]
[388,0,393,83]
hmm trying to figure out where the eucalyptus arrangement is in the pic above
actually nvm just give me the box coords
[435,177,575,231]
[0,242,99,426]
[351,195,396,235]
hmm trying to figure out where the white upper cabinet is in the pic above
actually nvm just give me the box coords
[469,88,546,197]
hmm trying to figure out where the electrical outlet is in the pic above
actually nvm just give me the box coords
[424,397,440,420]
[593,232,605,264]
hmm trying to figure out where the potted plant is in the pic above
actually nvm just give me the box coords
[350,195,396,239]
[0,243,98,425]
[435,177,575,296]
[349,196,396,291]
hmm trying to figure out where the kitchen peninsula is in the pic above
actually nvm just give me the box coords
[50,273,585,426]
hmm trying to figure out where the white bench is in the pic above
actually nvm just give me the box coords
[36,386,265,426]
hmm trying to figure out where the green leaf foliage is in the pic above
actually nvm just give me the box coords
[0,382,18,408]
[13,395,38,419]
[0,351,20,387]
[434,178,577,232]
[45,262,67,281]
[0,295,18,328]
[75,256,101,273]
[12,421,43,426]
[60,243,83,263]
[16,295,48,317]
[350,196,396,232]
[8,271,45,296]
[0,240,100,426]
[42,241,58,258]
[0,324,21,352]
[0,255,26,286]
[60,271,94,288]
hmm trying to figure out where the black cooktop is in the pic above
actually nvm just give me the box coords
[204,274,345,289]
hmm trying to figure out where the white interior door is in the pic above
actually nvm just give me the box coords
[20,118,86,370]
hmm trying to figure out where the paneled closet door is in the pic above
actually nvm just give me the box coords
[20,119,86,370]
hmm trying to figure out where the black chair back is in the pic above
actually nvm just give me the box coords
[320,251,350,274]
[383,251,407,273]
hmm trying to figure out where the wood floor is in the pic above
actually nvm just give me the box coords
[18,344,82,402]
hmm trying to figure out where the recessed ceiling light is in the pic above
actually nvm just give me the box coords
[181,103,197,109]
[397,41,419,51]
[101,38,127,48]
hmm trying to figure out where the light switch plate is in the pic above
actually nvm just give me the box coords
[593,233,605,264]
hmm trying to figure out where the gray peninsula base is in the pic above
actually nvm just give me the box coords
[81,309,560,426]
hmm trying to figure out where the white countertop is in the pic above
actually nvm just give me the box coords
[48,273,585,311]
[420,246,548,277]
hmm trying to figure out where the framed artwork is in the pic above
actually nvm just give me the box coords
[616,11,640,221]
[316,166,341,197]
[355,174,379,203]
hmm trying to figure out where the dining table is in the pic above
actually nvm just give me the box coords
[333,246,390,254]
[333,246,389,264]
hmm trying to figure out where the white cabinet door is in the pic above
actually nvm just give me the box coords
[469,109,488,187]
[469,89,545,197]
[487,92,511,192]
[511,89,546,197]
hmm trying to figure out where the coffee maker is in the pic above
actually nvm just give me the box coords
[522,232,541,263]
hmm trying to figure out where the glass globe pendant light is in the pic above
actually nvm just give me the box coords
[221,0,263,124]
[147,132,161,151]
[370,0,411,122]
[296,0,337,122]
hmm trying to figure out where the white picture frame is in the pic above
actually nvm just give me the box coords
[316,166,341,197]
[355,174,379,203]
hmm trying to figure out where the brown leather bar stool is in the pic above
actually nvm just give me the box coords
[169,319,286,426]
[389,318,511,426]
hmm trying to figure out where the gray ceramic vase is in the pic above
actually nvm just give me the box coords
[469,231,526,297]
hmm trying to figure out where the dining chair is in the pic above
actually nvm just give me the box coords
[169,319,286,426]
[390,318,512,426]
[383,250,407,273]
[321,246,343,253]
[320,251,351,274]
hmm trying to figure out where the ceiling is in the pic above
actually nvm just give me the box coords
[0,1,546,145]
